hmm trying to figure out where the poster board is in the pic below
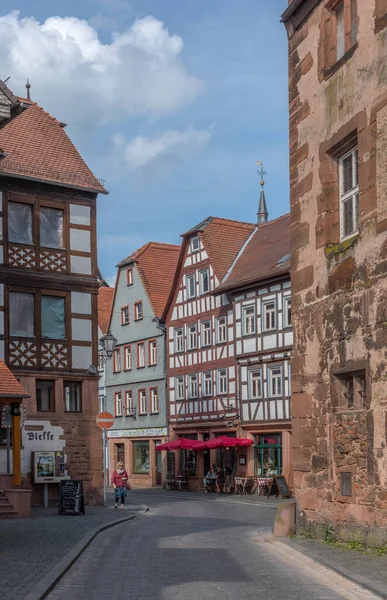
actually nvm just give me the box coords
[167,450,175,475]
[58,480,85,515]
[267,475,291,499]
[33,451,66,483]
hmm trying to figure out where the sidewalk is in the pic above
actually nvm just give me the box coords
[0,501,146,600]
[283,536,387,599]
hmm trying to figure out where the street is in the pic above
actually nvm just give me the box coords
[46,491,379,600]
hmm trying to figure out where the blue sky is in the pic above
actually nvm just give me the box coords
[0,1,289,283]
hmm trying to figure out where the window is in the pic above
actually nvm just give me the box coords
[187,324,197,350]
[217,369,227,395]
[137,343,145,368]
[335,0,357,62]
[216,317,227,344]
[201,321,211,347]
[188,374,198,398]
[149,340,157,365]
[36,380,55,412]
[134,301,143,321]
[113,348,121,372]
[64,381,81,412]
[250,370,262,399]
[263,300,276,332]
[126,268,133,285]
[176,376,185,400]
[138,389,147,415]
[174,328,184,353]
[9,292,34,337]
[186,274,195,299]
[340,147,359,240]
[124,345,132,371]
[254,434,282,477]
[336,2,345,61]
[199,269,210,295]
[121,306,129,325]
[336,371,366,409]
[40,207,64,248]
[283,296,291,328]
[41,296,66,340]
[115,392,123,417]
[8,202,33,244]
[268,366,282,397]
[242,305,255,336]
[190,236,200,252]
[150,388,159,413]
[133,440,150,474]
[125,390,133,416]
[202,371,212,397]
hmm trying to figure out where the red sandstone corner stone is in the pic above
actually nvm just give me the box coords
[292,265,314,293]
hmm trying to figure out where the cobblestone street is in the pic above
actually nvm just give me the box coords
[43,491,381,600]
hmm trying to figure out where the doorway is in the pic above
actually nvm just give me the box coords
[156,441,162,486]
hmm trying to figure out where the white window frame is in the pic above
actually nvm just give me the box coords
[150,388,159,413]
[125,390,133,416]
[124,345,132,370]
[339,147,359,241]
[268,366,283,398]
[113,348,121,372]
[202,371,212,397]
[216,317,227,344]
[121,305,129,325]
[134,301,143,321]
[201,320,211,347]
[115,392,122,417]
[283,296,291,329]
[190,236,200,252]
[242,304,256,336]
[187,324,197,350]
[138,343,145,368]
[174,328,184,353]
[139,389,147,415]
[176,376,185,401]
[217,369,228,395]
[188,374,198,399]
[263,299,276,332]
[249,370,262,399]
[199,269,210,295]
[186,274,196,299]
[149,340,157,365]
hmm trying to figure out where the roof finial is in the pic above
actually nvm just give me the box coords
[256,161,268,224]
[25,79,31,101]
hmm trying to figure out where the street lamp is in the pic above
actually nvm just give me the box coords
[98,332,117,365]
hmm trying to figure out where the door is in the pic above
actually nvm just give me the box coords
[156,441,162,486]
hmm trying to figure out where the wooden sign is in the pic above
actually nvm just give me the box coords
[267,476,291,499]
[58,480,85,515]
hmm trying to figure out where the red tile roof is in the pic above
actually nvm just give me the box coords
[118,242,180,318]
[98,287,114,335]
[0,101,106,194]
[217,214,291,292]
[0,359,29,399]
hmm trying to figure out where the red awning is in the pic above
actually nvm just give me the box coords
[156,438,207,451]
[205,436,253,449]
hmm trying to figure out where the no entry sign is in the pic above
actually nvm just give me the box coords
[96,411,114,430]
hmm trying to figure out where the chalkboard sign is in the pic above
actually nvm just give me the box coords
[58,480,85,515]
[267,476,291,499]
[167,451,175,476]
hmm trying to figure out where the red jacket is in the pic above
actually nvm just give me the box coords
[112,469,128,487]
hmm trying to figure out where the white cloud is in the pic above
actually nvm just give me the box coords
[116,128,212,172]
[0,11,202,128]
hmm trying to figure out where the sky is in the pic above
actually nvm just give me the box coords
[0,1,290,284]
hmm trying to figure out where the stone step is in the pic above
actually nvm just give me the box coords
[0,503,15,511]
[0,509,19,518]
[0,496,10,504]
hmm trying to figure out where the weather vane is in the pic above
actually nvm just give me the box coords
[257,161,266,189]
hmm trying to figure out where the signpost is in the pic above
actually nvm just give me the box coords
[96,411,114,507]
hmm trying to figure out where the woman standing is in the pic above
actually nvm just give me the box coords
[111,461,129,510]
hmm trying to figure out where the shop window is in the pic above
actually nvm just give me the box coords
[9,292,34,337]
[339,147,359,240]
[242,305,255,336]
[64,381,82,412]
[116,443,125,465]
[36,380,55,412]
[133,440,150,474]
[180,434,197,476]
[41,296,65,340]
[8,202,33,244]
[254,434,282,477]
[40,207,64,248]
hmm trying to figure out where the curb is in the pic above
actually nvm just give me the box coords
[22,505,149,600]
[280,537,387,600]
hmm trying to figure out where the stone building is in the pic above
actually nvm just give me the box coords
[282,0,387,542]
[0,80,107,506]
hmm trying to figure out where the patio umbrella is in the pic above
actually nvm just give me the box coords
[156,438,207,451]
[205,436,253,449]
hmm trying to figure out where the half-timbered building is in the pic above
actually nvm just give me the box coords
[164,217,255,487]
[0,80,107,505]
[106,242,180,487]
[215,214,293,485]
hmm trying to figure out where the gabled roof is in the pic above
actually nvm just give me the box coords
[118,242,180,319]
[0,359,29,399]
[216,214,291,293]
[0,93,106,194]
[98,287,114,335]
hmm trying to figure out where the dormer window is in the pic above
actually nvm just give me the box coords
[191,236,200,252]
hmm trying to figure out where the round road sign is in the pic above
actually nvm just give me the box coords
[96,411,114,430]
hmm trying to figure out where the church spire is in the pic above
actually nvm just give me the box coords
[257,161,268,224]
